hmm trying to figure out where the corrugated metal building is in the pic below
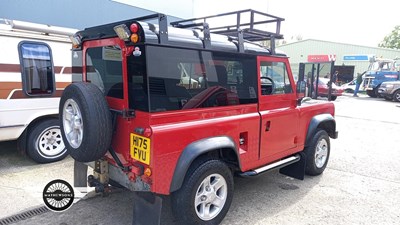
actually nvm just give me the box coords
[278,39,400,79]
[0,0,184,30]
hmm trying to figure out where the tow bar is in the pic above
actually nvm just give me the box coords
[73,160,163,225]
[87,160,111,195]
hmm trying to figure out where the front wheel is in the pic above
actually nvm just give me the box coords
[393,90,400,102]
[330,96,337,101]
[172,159,234,225]
[305,130,330,176]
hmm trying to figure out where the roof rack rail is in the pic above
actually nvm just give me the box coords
[1,18,77,36]
[170,9,284,54]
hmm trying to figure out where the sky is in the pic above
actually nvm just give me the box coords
[115,0,400,48]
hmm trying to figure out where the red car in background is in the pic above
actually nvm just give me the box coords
[315,78,344,101]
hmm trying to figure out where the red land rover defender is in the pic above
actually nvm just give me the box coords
[61,10,338,225]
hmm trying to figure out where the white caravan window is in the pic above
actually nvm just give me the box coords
[18,41,55,96]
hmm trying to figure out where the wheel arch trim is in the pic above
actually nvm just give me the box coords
[305,114,337,146]
[169,136,239,193]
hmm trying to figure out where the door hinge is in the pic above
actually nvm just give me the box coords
[122,109,135,118]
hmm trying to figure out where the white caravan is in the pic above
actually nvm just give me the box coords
[0,18,77,163]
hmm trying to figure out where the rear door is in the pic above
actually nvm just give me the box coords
[257,56,299,162]
[83,38,132,157]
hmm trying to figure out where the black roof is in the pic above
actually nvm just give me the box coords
[76,9,286,56]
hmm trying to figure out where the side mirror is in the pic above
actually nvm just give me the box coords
[296,63,306,105]
[296,80,306,97]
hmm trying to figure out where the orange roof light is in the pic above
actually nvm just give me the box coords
[130,33,139,43]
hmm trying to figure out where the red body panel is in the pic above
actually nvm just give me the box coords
[148,104,260,193]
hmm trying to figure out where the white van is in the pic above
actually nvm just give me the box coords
[0,18,77,163]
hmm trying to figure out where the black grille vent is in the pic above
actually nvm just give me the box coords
[149,78,166,95]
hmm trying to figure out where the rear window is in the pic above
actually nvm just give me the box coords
[86,45,123,98]
[128,46,258,112]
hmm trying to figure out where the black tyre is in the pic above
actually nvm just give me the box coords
[172,159,234,225]
[59,82,112,162]
[330,96,337,101]
[393,90,400,102]
[26,118,68,163]
[366,90,377,98]
[305,129,330,176]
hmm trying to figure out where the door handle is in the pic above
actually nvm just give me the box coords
[265,121,271,131]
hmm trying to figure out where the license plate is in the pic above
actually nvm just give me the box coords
[130,134,151,165]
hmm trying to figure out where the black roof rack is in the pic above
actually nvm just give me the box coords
[170,9,284,54]
[77,9,285,55]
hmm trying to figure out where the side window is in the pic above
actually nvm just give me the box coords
[144,46,258,112]
[86,46,123,99]
[260,61,293,95]
[18,42,55,96]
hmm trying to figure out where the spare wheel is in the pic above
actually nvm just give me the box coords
[59,82,112,162]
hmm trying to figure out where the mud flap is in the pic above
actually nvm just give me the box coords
[132,192,162,225]
[74,161,88,187]
[279,152,306,180]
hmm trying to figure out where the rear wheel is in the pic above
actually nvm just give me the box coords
[393,90,400,102]
[26,118,68,163]
[305,130,330,176]
[172,159,234,225]
[60,82,112,162]
[330,96,337,101]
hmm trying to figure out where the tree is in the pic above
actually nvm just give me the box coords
[379,25,400,49]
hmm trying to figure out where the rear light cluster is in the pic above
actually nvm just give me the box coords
[113,23,141,44]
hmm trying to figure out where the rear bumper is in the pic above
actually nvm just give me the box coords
[83,160,151,192]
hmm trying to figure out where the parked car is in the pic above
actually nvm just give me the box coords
[314,78,344,101]
[341,76,366,93]
[378,80,400,101]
